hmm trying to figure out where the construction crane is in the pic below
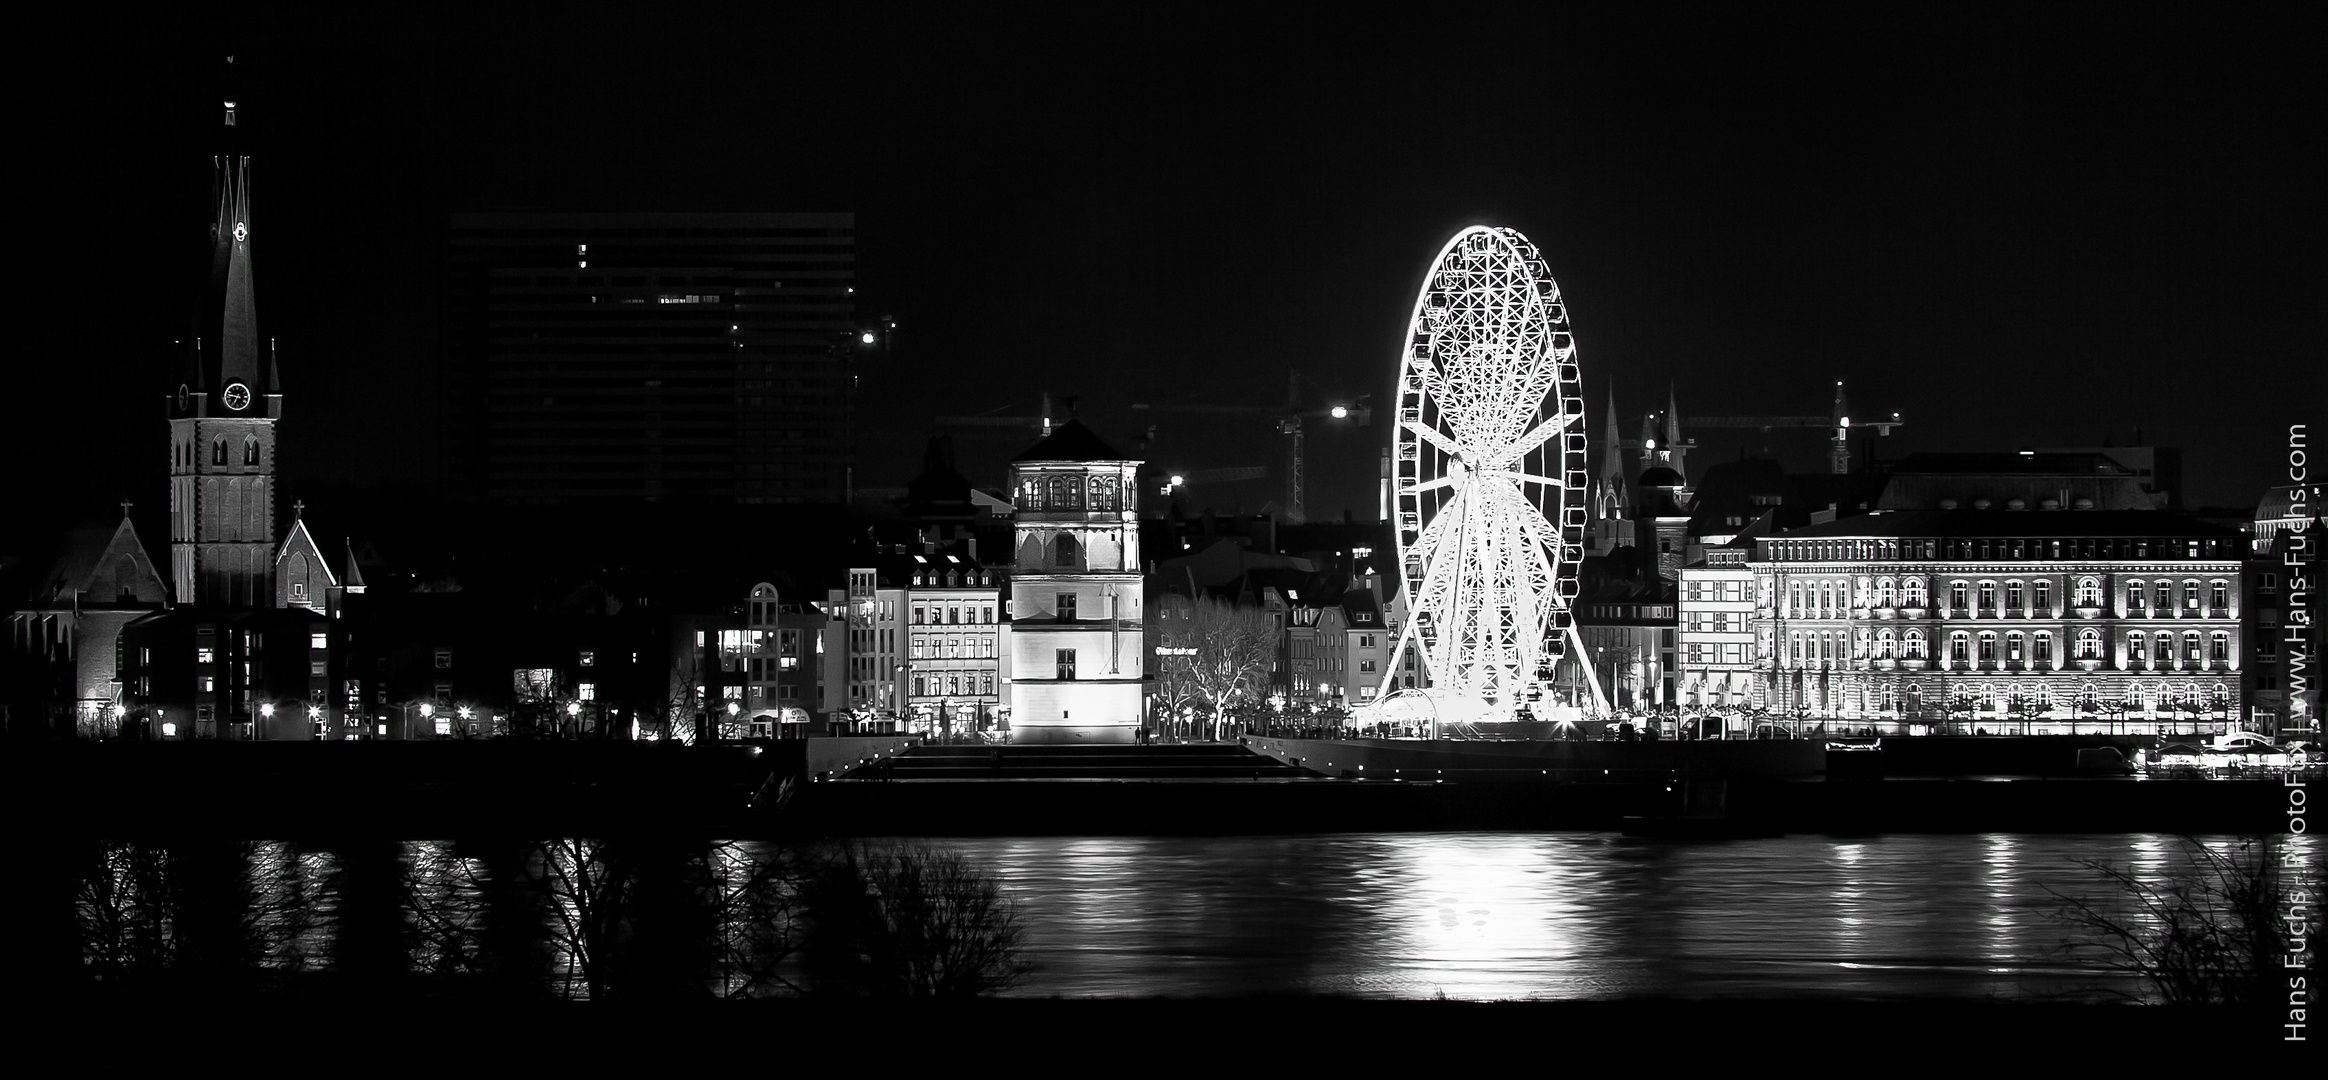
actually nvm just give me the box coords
[1130,371,1369,524]
[1628,380,1903,475]
[933,393,1057,441]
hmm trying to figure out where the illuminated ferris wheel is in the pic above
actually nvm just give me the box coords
[1379,226,1597,720]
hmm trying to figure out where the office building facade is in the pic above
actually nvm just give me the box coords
[445,213,855,505]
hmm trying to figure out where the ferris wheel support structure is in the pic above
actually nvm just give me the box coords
[1372,226,1609,732]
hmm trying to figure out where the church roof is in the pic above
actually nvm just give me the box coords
[1637,465,1686,489]
[1771,508,2243,541]
[1012,419,1131,463]
[28,515,169,608]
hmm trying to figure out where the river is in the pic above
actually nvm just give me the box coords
[943,832,2303,1001]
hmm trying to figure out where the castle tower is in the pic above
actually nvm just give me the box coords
[167,94,282,609]
[1006,420,1144,744]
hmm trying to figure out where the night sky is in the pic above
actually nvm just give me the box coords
[26,6,2321,529]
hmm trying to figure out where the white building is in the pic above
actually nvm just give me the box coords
[1677,544,1758,714]
[1006,421,1146,743]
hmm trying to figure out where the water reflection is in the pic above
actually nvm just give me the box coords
[946,832,2310,1001]
[47,831,2311,1002]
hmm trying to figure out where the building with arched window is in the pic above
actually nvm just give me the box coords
[1737,508,2245,734]
[1006,420,1144,743]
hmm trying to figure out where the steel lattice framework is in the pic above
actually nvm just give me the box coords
[1379,226,1595,720]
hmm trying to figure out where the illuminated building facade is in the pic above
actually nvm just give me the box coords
[1746,510,2246,733]
[903,553,1008,736]
[2245,484,2321,736]
[444,213,855,506]
[1006,421,1145,744]
[1676,545,1757,713]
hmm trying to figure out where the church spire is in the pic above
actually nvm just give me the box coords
[211,110,261,396]
[1597,387,1628,519]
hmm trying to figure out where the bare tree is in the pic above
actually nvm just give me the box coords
[799,843,1034,997]
[2050,836,2305,1007]
[1160,597,1280,740]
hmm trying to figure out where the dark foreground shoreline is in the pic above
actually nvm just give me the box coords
[24,992,2302,1063]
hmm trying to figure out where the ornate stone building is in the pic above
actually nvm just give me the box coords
[1748,509,2246,733]
[1006,421,1145,743]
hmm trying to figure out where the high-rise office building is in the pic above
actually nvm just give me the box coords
[444,213,855,505]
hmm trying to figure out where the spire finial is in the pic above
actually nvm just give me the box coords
[120,499,134,519]
[292,499,305,520]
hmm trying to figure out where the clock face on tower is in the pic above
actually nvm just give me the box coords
[222,381,251,412]
[176,384,190,410]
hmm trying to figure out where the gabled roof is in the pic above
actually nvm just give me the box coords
[1012,419,1131,463]
[29,517,169,608]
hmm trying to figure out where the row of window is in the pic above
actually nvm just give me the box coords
[913,603,998,625]
[911,636,998,659]
[175,437,263,470]
[1018,474,1126,512]
[1779,577,2233,617]
[912,569,995,588]
[1767,537,2232,562]
[912,672,997,698]
[1778,627,2235,666]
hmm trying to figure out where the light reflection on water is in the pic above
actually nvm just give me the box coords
[937,832,2302,1002]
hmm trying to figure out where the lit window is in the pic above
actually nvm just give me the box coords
[310,632,327,650]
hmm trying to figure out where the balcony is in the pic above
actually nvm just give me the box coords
[1895,606,1927,620]
[1872,607,1896,620]
[1873,657,1897,670]
[2073,605,2104,619]
[1898,658,1928,670]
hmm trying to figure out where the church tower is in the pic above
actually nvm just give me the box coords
[1006,420,1144,744]
[167,93,282,609]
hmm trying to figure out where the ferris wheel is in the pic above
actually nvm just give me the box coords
[1379,226,1599,720]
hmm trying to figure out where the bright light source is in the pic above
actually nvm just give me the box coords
[1331,405,1349,419]
[420,703,433,717]
[860,331,876,345]
[1644,437,1656,450]
[261,703,274,717]
[1839,417,1851,428]
[1169,474,1185,488]
[567,702,581,716]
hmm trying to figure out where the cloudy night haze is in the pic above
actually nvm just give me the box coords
[4,4,2320,1048]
